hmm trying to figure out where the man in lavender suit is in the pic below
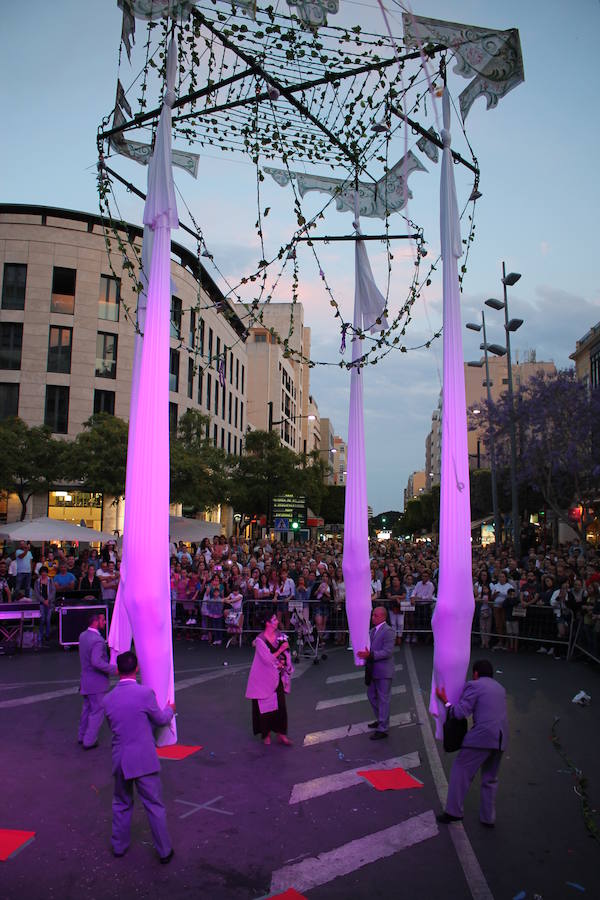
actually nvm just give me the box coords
[358,606,396,740]
[436,659,509,827]
[78,610,116,748]
[102,651,175,862]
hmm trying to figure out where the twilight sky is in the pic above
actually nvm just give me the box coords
[3,0,599,513]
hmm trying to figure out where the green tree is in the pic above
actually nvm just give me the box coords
[227,430,306,522]
[70,414,129,497]
[320,485,346,524]
[170,409,229,513]
[0,418,68,520]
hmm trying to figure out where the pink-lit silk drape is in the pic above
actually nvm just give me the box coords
[343,203,388,665]
[429,89,474,739]
[109,38,179,745]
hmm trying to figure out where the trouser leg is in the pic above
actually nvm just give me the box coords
[82,692,105,747]
[375,678,392,731]
[367,680,379,722]
[112,769,134,855]
[479,750,502,824]
[136,773,172,858]
[445,747,491,818]
[78,695,90,742]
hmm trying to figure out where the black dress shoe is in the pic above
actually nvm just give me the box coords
[83,742,99,750]
[480,821,495,828]
[112,848,127,858]
[367,721,379,729]
[436,812,463,824]
[370,731,388,740]
[159,849,174,865]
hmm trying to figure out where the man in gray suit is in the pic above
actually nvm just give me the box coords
[436,659,509,826]
[78,610,116,749]
[102,651,175,863]
[358,606,395,740]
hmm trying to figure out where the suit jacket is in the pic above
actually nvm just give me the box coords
[452,676,509,751]
[79,628,114,695]
[102,680,174,780]
[33,578,56,606]
[369,622,395,680]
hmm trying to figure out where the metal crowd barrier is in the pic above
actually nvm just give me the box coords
[171,598,578,658]
[571,618,600,665]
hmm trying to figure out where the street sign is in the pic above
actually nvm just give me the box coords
[274,517,290,532]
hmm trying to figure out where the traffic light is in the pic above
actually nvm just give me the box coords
[291,519,299,531]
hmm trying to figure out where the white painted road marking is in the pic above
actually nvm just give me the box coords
[326,663,403,684]
[269,809,439,894]
[176,796,234,819]
[316,684,406,710]
[404,645,494,900]
[289,751,421,804]
[303,711,414,746]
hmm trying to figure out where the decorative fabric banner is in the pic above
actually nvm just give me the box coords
[110,107,200,177]
[342,198,387,665]
[402,14,524,120]
[110,37,179,746]
[428,89,473,740]
[265,152,426,219]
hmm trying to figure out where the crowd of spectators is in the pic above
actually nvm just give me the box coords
[1,532,599,660]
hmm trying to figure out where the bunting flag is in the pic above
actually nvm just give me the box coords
[428,89,474,740]
[265,152,426,219]
[402,14,524,120]
[342,196,388,665]
[110,107,200,178]
[417,127,440,164]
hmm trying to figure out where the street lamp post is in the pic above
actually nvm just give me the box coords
[467,311,502,546]
[486,263,523,559]
[267,400,316,432]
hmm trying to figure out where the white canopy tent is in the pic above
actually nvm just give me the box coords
[168,516,221,543]
[0,516,116,543]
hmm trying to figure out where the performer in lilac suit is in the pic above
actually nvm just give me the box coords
[102,651,175,862]
[436,659,509,827]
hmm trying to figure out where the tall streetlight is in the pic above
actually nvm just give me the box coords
[268,400,316,431]
[486,263,523,558]
[466,311,502,546]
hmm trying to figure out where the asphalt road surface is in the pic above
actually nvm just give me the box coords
[1,638,598,900]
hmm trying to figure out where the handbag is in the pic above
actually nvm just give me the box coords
[443,706,468,753]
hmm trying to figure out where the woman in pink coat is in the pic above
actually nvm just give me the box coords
[245,612,293,746]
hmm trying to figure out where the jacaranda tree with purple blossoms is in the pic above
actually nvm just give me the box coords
[470,369,600,539]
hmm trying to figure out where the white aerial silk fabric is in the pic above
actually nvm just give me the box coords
[109,37,179,745]
[428,89,474,739]
[342,199,388,665]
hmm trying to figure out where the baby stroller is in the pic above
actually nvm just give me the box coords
[290,608,322,664]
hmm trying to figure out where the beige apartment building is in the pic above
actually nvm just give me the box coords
[570,321,600,390]
[332,435,347,486]
[0,204,248,528]
[404,470,426,508]
[238,301,314,454]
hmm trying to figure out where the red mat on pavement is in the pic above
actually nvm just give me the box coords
[156,744,202,760]
[268,890,307,900]
[0,830,36,861]
[357,767,424,791]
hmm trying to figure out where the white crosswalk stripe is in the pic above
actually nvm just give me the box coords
[269,810,438,894]
[326,663,403,684]
[316,684,406,710]
[303,711,414,746]
[289,751,421,804]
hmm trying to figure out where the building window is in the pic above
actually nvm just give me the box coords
[95,332,118,379]
[234,434,237,455]
[169,402,178,434]
[2,263,27,310]
[171,296,182,339]
[45,385,69,433]
[99,275,120,321]
[590,343,600,390]
[51,267,76,314]
[208,327,213,363]
[47,326,72,374]
[235,396,238,428]
[0,383,19,419]
[197,368,203,406]
[240,401,244,431]
[236,358,239,389]
[94,389,115,416]
[213,423,217,446]
[221,427,225,449]
[199,318,205,357]
[187,358,194,400]
[227,431,231,454]
[0,323,23,370]
[241,364,245,394]
[169,349,179,392]
[255,334,267,343]
[189,309,196,349]
[222,387,226,419]
[228,392,232,424]
[214,378,219,414]
[207,373,212,410]
[229,350,233,384]
[216,336,221,363]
